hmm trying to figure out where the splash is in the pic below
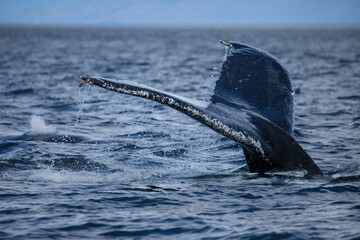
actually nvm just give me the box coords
[4,168,165,184]
[31,115,56,136]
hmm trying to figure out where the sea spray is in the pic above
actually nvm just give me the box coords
[31,115,56,136]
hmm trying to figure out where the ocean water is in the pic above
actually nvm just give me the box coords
[0,26,359,239]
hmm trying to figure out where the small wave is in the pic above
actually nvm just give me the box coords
[329,163,360,182]
[55,222,107,231]
[42,134,87,143]
[0,133,86,143]
[337,95,360,100]
[3,88,34,95]
[100,226,201,238]
[39,156,108,172]
[338,58,357,64]
[0,157,38,171]
[0,142,21,155]
[216,142,241,150]
[153,148,187,158]
[120,131,171,139]
[111,143,140,151]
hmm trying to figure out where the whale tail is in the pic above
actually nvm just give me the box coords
[78,40,322,176]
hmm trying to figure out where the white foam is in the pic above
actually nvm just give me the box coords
[31,115,56,136]
[7,168,164,184]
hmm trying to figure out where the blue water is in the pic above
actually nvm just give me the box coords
[0,27,360,239]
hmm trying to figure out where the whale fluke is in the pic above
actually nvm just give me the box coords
[79,40,322,177]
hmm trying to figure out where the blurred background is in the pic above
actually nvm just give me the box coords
[1,0,360,27]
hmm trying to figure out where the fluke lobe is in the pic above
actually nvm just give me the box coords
[79,40,322,177]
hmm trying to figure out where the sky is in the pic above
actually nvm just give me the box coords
[0,0,359,27]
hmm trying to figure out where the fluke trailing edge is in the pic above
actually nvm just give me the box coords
[79,40,323,177]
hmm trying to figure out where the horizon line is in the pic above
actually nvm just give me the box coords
[1,22,360,29]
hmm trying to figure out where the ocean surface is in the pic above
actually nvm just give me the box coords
[0,26,359,239]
